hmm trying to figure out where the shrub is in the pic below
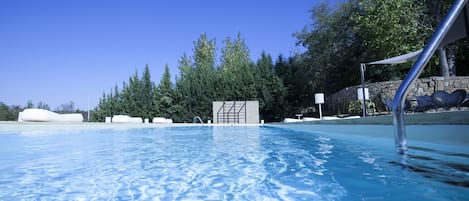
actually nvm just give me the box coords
[348,100,376,115]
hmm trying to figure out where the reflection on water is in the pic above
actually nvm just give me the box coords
[391,145,469,188]
[262,131,347,200]
[212,126,260,154]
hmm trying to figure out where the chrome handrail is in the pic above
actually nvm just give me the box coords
[216,101,225,123]
[392,0,468,151]
[193,116,204,124]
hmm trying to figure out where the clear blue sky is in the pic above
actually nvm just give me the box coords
[0,0,337,110]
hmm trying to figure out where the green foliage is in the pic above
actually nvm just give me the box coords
[93,67,157,122]
[284,0,468,117]
[191,33,218,121]
[220,34,257,100]
[93,33,287,122]
[353,0,424,56]
[292,0,460,97]
[455,39,469,75]
[154,64,174,118]
[295,1,361,95]
[55,101,75,113]
[274,55,314,118]
[348,100,376,116]
[25,100,50,110]
[0,102,22,121]
[257,52,286,121]
[352,0,425,81]
[172,54,194,122]
[141,65,154,120]
[26,100,34,108]
[37,101,50,110]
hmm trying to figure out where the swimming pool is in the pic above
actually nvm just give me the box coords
[0,124,467,200]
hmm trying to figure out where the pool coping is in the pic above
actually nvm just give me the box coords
[0,122,262,133]
[275,110,469,125]
[1,117,467,146]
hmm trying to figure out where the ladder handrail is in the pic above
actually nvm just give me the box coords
[215,101,247,124]
[193,116,204,124]
[216,101,225,124]
[226,101,236,123]
[234,101,237,123]
[392,0,468,151]
[238,101,246,123]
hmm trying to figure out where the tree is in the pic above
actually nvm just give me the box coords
[56,101,75,113]
[352,0,425,81]
[26,100,34,108]
[274,55,313,117]
[172,53,195,122]
[219,33,257,100]
[93,65,158,121]
[192,33,217,120]
[111,84,123,114]
[170,33,218,122]
[256,52,286,121]
[154,64,174,118]
[420,0,460,77]
[36,101,50,110]
[92,92,111,122]
[121,70,143,116]
[0,102,20,121]
[140,65,154,120]
[295,1,362,95]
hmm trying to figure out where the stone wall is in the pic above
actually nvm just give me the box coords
[325,76,469,113]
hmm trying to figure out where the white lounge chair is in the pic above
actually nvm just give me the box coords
[19,108,83,122]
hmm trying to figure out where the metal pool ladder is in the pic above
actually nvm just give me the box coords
[193,116,204,124]
[392,0,469,151]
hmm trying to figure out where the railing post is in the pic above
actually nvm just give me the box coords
[360,63,367,117]
[234,101,237,124]
[244,101,247,124]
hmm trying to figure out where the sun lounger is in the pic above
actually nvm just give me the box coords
[19,108,83,122]
[283,118,303,123]
[462,94,469,107]
[153,117,173,124]
[302,117,320,122]
[431,89,467,109]
[384,99,412,111]
[415,96,434,112]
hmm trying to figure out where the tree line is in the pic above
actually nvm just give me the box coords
[93,34,287,122]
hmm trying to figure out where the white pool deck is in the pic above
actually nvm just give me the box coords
[270,111,469,146]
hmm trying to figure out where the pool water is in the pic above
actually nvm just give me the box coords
[0,126,467,200]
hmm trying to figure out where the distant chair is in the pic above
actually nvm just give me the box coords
[431,89,467,110]
[384,99,392,111]
[384,99,412,111]
[415,95,434,112]
[462,94,469,107]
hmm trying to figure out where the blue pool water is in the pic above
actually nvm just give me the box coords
[0,125,467,200]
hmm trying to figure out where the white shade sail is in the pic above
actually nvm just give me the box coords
[367,49,423,65]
